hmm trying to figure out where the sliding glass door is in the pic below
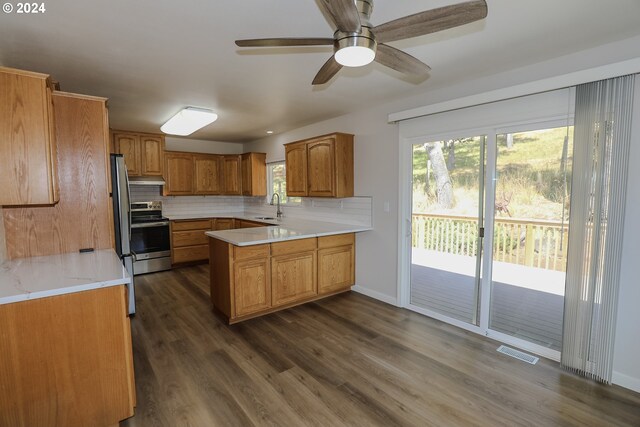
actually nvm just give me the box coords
[406,123,572,357]
[410,135,485,325]
[488,126,573,352]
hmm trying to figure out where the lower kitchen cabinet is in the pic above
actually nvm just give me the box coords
[170,219,212,265]
[0,285,135,427]
[234,257,271,316]
[271,239,317,307]
[209,233,355,323]
[318,233,355,294]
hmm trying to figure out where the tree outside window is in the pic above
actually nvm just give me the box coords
[267,161,301,204]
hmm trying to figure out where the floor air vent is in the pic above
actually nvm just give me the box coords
[496,345,539,365]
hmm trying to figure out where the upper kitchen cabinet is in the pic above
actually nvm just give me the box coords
[194,154,223,195]
[284,142,308,197]
[241,152,267,196]
[164,152,194,195]
[222,155,242,195]
[113,131,164,177]
[0,66,59,206]
[285,133,354,198]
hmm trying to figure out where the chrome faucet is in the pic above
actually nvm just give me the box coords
[270,193,283,219]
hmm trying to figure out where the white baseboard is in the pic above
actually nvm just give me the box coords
[612,371,640,393]
[351,285,399,307]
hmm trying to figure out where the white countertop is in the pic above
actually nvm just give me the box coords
[166,212,247,221]
[0,249,131,305]
[205,218,371,246]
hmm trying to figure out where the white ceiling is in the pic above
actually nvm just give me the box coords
[1,0,640,142]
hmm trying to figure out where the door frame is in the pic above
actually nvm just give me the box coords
[398,118,572,362]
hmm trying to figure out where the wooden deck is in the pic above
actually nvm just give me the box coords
[411,250,564,351]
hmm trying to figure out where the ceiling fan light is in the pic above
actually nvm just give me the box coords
[161,107,218,136]
[336,46,376,67]
[334,34,377,67]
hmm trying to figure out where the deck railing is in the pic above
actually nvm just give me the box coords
[412,213,569,271]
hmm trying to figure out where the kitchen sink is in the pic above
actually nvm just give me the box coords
[254,216,277,220]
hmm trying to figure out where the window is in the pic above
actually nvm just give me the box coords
[267,161,301,204]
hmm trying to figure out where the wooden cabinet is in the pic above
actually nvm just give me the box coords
[3,91,114,259]
[214,218,235,230]
[241,152,267,196]
[170,219,213,264]
[237,219,266,228]
[234,257,271,317]
[222,155,242,195]
[164,152,194,195]
[113,131,164,177]
[284,133,354,198]
[284,142,308,197]
[209,233,355,324]
[140,135,164,175]
[318,233,355,294]
[194,154,223,194]
[271,239,317,307]
[0,285,135,426]
[0,66,59,206]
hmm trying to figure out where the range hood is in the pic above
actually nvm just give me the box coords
[129,176,166,186]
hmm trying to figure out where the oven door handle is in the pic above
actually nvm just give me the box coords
[131,221,170,229]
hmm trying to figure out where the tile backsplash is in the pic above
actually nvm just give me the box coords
[129,185,372,226]
[245,197,372,226]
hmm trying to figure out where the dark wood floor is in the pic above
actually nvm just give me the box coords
[121,265,640,427]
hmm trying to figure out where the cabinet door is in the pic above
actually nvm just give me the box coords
[164,153,194,195]
[222,155,242,195]
[318,244,354,294]
[0,68,59,205]
[234,258,271,317]
[284,142,308,196]
[114,134,141,176]
[241,152,267,196]
[215,218,235,230]
[140,135,164,176]
[307,138,336,197]
[271,251,317,306]
[194,155,222,194]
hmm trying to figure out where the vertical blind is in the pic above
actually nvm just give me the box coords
[562,74,635,383]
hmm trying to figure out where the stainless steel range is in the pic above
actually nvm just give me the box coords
[130,201,172,275]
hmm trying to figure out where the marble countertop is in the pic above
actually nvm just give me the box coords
[205,218,371,246]
[0,249,131,305]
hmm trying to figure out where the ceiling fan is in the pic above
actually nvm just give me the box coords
[235,0,488,85]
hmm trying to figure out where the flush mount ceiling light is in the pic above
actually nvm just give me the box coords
[161,107,218,136]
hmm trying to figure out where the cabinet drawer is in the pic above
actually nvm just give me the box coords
[172,219,212,231]
[172,230,208,247]
[318,233,354,249]
[234,244,269,261]
[271,238,317,256]
[173,245,209,263]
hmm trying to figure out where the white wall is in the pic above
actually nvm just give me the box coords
[165,136,243,154]
[243,35,640,390]
[613,79,640,392]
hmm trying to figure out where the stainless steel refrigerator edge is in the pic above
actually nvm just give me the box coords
[111,154,136,315]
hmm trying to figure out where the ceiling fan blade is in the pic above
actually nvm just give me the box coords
[235,38,334,47]
[318,0,361,33]
[312,56,343,85]
[375,44,431,75]
[373,0,488,44]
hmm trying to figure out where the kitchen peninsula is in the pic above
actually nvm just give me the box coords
[206,219,370,324]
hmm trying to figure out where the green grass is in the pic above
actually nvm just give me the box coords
[413,127,573,220]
